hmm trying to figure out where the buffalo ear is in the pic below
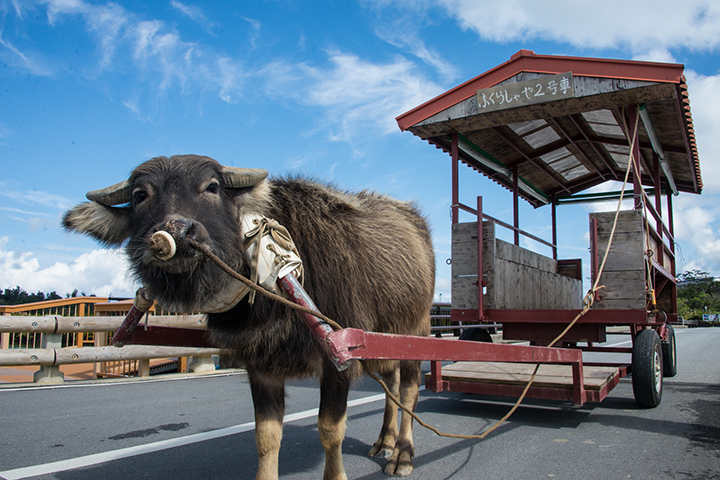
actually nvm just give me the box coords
[62,202,131,247]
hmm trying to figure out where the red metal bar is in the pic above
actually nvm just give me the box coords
[484,308,650,324]
[458,203,556,251]
[325,328,583,366]
[571,362,586,404]
[503,322,606,345]
[429,360,445,392]
[628,106,644,210]
[590,218,600,302]
[452,132,459,224]
[451,309,478,322]
[640,189,675,247]
[111,305,146,347]
[477,196,484,321]
[653,152,663,254]
[551,197,558,260]
[277,274,348,371]
[580,347,633,354]
[667,193,677,285]
[513,165,520,245]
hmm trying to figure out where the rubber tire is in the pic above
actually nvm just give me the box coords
[458,327,493,343]
[632,329,663,408]
[661,325,677,378]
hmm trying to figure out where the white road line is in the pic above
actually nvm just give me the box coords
[0,392,388,480]
[0,372,244,393]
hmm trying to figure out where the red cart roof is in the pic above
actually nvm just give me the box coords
[397,50,702,207]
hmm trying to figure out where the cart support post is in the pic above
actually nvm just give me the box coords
[477,196,484,321]
[452,132,459,224]
[429,360,445,392]
[551,197,558,260]
[571,362,586,404]
[590,218,600,302]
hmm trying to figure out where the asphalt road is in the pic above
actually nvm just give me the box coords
[1,327,718,480]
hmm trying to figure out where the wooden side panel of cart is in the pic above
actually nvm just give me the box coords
[452,221,583,312]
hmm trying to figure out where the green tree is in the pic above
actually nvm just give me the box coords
[1,287,74,305]
[677,270,720,320]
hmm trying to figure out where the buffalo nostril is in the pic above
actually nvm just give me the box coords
[149,230,177,261]
[163,218,193,240]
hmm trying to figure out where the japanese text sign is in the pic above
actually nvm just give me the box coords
[476,72,575,114]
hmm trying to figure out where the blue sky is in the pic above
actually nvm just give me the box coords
[1,0,720,301]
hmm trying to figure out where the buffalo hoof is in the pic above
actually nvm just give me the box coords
[383,446,414,477]
[368,442,394,460]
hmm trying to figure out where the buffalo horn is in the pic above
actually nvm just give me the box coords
[86,180,131,206]
[222,166,268,188]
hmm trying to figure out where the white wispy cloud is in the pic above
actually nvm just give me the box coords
[264,51,444,142]
[0,206,55,217]
[0,29,53,76]
[364,0,460,81]
[0,184,74,211]
[33,0,247,114]
[241,16,262,50]
[170,0,216,34]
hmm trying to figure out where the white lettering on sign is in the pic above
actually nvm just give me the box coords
[476,72,574,114]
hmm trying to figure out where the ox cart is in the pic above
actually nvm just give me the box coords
[114,51,700,412]
[396,50,701,408]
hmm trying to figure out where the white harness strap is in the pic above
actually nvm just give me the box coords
[241,214,304,304]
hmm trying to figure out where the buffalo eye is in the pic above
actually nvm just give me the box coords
[133,189,148,205]
[204,181,220,194]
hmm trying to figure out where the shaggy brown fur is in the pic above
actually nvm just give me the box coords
[63,155,435,479]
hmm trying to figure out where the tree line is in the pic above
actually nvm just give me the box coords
[2,269,718,319]
[677,270,720,320]
[0,286,90,306]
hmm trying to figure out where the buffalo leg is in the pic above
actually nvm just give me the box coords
[250,373,286,480]
[368,366,400,460]
[384,361,421,477]
[319,366,351,480]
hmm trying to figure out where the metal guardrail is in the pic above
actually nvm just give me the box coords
[1,308,500,383]
[0,315,220,383]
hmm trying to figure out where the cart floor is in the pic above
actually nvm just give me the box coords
[426,361,626,403]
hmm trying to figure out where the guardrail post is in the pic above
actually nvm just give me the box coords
[138,359,150,377]
[33,333,64,384]
[189,355,216,373]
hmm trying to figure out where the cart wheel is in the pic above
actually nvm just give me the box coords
[632,329,663,408]
[661,325,677,378]
[458,327,493,343]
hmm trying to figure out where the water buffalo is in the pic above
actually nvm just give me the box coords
[63,154,435,479]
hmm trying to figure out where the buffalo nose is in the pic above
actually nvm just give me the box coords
[148,218,194,261]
